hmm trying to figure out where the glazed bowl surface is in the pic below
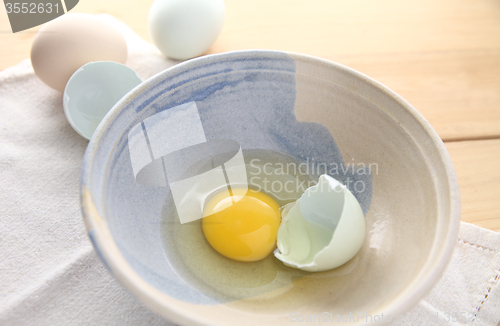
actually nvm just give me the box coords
[81,50,460,325]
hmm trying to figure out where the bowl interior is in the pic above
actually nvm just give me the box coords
[83,51,458,325]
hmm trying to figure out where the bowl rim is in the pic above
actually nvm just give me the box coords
[81,49,461,325]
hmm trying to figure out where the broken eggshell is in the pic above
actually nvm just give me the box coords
[63,61,142,140]
[274,174,366,272]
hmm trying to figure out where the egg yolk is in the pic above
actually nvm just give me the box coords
[202,188,281,262]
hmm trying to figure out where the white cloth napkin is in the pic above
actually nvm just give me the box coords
[1,15,499,326]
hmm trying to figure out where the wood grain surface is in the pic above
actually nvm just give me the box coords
[0,0,499,231]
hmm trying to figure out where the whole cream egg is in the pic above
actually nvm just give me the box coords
[274,174,366,272]
[148,0,225,60]
[30,13,128,92]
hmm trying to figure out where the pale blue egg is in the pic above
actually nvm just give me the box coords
[148,0,225,60]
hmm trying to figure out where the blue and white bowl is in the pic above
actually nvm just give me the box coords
[81,50,460,325]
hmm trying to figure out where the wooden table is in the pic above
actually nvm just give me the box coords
[1,0,499,231]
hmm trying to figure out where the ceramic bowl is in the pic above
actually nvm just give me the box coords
[81,50,460,325]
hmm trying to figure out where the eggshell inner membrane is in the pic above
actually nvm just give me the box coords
[63,61,142,140]
[274,175,366,272]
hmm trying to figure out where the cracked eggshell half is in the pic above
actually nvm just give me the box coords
[274,174,366,272]
[63,61,142,140]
